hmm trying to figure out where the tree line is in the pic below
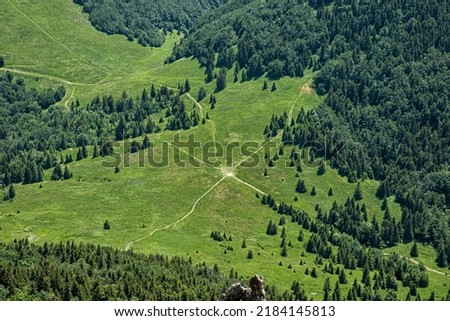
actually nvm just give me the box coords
[73,0,228,47]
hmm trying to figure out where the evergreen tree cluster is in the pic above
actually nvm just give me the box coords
[73,0,228,47]
[169,0,322,79]
[257,193,434,300]
[0,75,200,191]
[0,239,237,301]
[210,231,232,242]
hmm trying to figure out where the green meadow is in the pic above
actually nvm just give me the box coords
[1,0,448,298]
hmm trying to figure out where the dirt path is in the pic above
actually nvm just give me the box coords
[231,176,266,195]
[1,67,107,109]
[383,252,448,276]
[8,0,110,76]
[186,92,203,115]
[125,176,227,251]
[288,77,314,124]
[1,67,105,86]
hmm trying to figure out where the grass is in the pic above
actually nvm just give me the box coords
[0,0,449,299]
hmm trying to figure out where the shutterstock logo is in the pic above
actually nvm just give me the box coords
[100,132,347,169]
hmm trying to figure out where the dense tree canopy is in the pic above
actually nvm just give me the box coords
[73,0,228,47]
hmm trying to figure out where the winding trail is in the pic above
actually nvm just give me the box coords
[1,67,106,86]
[186,92,203,116]
[125,176,227,251]
[383,253,448,276]
[1,67,108,109]
[288,77,314,124]
[231,176,266,195]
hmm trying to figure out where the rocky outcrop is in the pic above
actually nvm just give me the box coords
[220,275,266,301]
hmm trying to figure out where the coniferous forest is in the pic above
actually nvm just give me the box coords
[1,0,449,302]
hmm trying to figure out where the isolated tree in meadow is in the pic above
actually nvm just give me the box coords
[114,165,120,174]
[8,184,15,200]
[197,87,207,101]
[317,162,326,175]
[150,84,157,98]
[339,269,348,284]
[296,179,307,193]
[63,165,73,180]
[323,277,331,301]
[205,66,214,83]
[271,82,277,92]
[436,242,447,267]
[311,186,317,196]
[76,148,83,161]
[143,135,150,149]
[51,164,63,180]
[81,143,88,159]
[262,80,268,90]
[216,67,227,92]
[297,229,304,242]
[103,220,111,230]
[328,187,334,196]
[0,56,4,68]
[354,182,363,201]
[37,165,44,183]
[92,144,99,158]
[241,239,247,248]
[241,69,247,82]
[410,242,419,258]
[281,245,288,257]
[184,78,191,92]
[247,250,253,259]
[332,281,342,301]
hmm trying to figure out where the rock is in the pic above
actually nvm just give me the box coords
[220,275,266,301]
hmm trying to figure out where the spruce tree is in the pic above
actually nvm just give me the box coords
[150,84,157,98]
[311,186,317,196]
[0,56,4,68]
[92,145,99,158]
[323,278,331,301]
[436,243,448,267]
[317,162,326,175]
[354,182,363,201]
[410,242,419,258]
[197,87,207,101]
[247,250,253,259]
[241,69,247,82]
[81,143,88,159]
[271,82,277,92]
[328,187,334,196]
[184,78,191,92]
[63,166,73,180]
[143,135,150,149]
[76,148,83,161]
[339,269,348,284]
[296,179,307,193]
[216,67,227,92]
[8,184,15,200]
[262,80,268,90]
[103,220,111,230]
[241,239,247,249]
[51,164,63,180]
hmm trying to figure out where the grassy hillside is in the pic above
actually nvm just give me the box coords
[1,0,449,299]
